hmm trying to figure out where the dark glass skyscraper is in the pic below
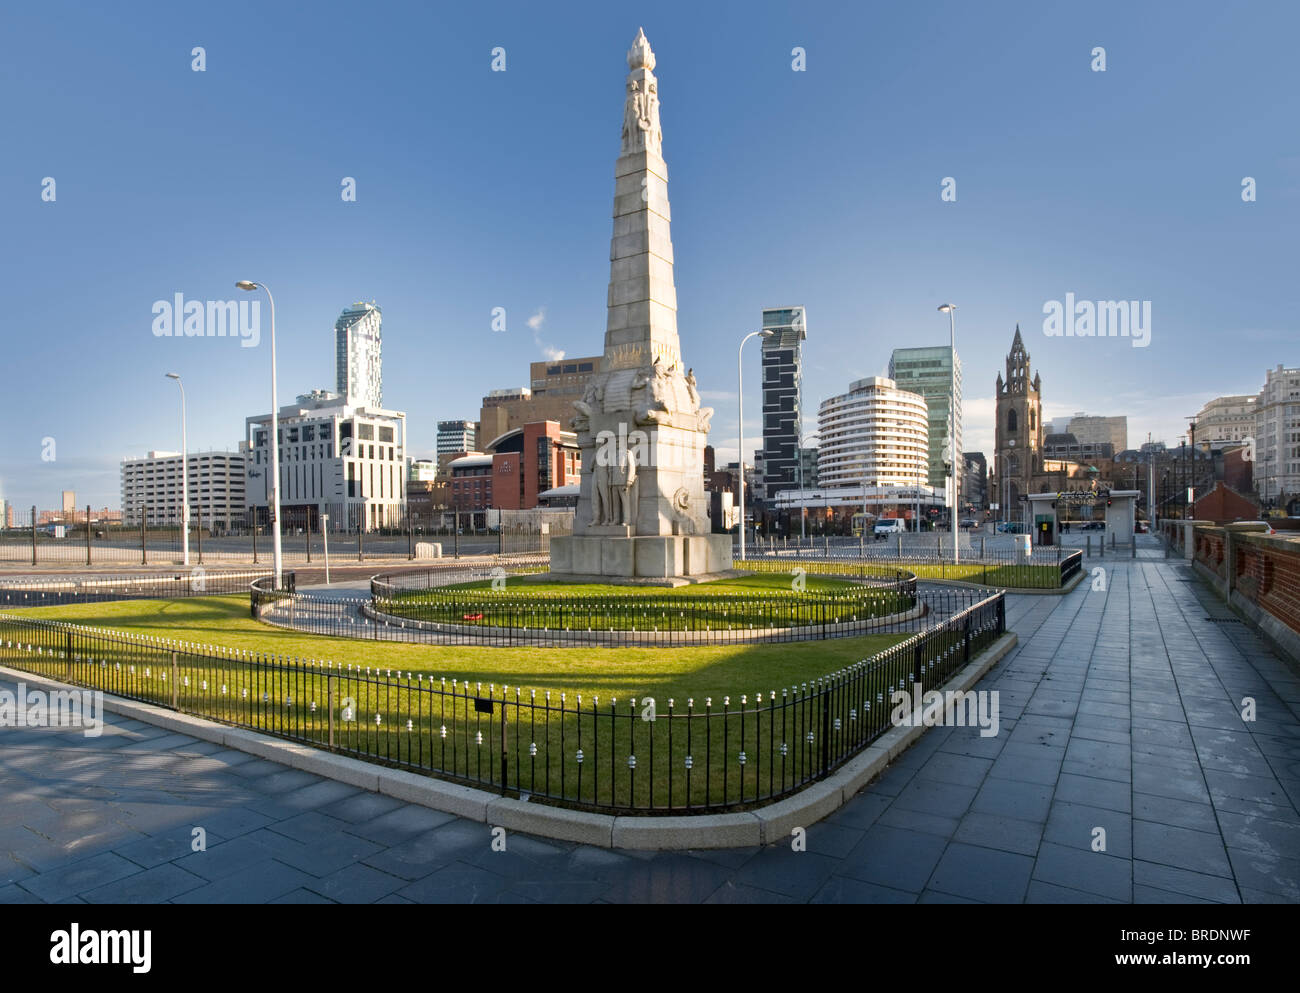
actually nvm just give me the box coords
[759,306,807,500]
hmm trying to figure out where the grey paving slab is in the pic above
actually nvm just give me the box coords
[928,842,1035,903]
[3,551,1299,903]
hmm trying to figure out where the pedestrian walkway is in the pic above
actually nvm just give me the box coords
[2,554,1297,903]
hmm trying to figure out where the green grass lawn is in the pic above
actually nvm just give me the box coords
[0,593,926,812]
[2,594,904,701]
[0,591,1007,812]
[380,571,914,631]
[737,557,1062,589]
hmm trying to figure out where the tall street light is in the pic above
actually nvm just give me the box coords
[165,373,189,567]
[938,304,959,563]
[796,429,819,542]
[737,328,774,561]
[236,280,283,588]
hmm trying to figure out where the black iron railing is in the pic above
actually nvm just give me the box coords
[359,569,920,646]
[0,570,273,607]
[0,589,1005,813]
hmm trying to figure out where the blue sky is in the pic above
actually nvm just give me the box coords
[1,0,1295,510]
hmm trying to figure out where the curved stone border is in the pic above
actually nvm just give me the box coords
[358,598,926,645]
[0,630,1016,850]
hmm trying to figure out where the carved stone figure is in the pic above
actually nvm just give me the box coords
[622,80,646,148]
[685,367,699,408]
[590,462,611,525]
[612,445,639,526]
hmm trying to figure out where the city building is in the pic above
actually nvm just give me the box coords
[1254,364,1300,508]
[448,421,581,516]
[121,451,247,531]
[1043,433,1115,464]
[888,345,963,492]
[963,452,987,513]
[61,490,76,514]
[1194,395,1257,447]
[817,376,929,491]
[437,420,478,459]
[408,459,438,482]
[797,446,819,490]
[334,301,383,409]
[478,357,602,442]
[1065,414,1128,453]
[759,306,807,500]
[244,391,406,531]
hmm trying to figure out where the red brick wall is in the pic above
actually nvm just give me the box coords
[1235,538,1300,637]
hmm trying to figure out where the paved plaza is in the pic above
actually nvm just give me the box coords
[2,543,1298,903]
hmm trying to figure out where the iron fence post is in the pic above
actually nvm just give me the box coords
[31,505,37,565]
[170,650,179,710]
[85,504,92,565]
[327,674,335,748]
[66,630,73,681]
[820,684,830,778]
[141,512,147,565]
[500,691,508,797]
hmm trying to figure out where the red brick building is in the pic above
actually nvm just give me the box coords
[1192,481,1259,524]
[448,421,580,513]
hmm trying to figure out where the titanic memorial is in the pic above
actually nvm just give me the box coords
[548,29,734,583]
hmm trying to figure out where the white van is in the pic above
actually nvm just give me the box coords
[873,518,906,538]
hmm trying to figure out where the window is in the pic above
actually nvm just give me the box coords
[379,426,394,443]
[357,423,375,441]
[1008,409,1018,433]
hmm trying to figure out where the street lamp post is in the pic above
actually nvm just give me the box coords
[321,512,330,584]
[236,280,283,588]
[737,328,774,561]
[165,373,189,566]
[938,304,959,563]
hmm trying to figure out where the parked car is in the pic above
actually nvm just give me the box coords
[996,522,1024,533]
[960,519,978,529]
[1081,521,1105,531]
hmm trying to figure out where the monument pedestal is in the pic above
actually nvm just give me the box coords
[550,533,732,583]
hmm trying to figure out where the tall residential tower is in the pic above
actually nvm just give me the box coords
[335,301,383,409]
[759,306,807,501]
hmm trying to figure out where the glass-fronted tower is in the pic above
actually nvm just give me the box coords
[335,301,383,409]
[889,345,963,491]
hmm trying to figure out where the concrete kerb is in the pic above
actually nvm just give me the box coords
[0,629,1017,850]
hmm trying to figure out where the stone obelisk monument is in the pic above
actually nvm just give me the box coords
[549,28,733,583]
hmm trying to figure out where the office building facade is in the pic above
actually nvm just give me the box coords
[889,345,963,492]
[1255,364,1300,506]
[478,356,602,443]
[817,377,929,491]
[244,392,406,531]
[437,420,478,458]
[121,451,247,531]
[1195,395,1257,447]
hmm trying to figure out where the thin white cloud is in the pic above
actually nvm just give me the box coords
[527,307,565,361]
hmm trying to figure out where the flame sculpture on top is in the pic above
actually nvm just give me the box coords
[549,29,733,583]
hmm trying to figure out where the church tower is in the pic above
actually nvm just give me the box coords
[993,325,1044,511]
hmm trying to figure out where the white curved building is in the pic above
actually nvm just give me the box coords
[818,377,929,490]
